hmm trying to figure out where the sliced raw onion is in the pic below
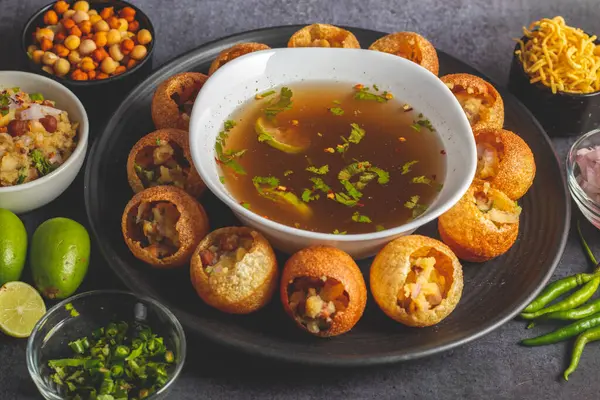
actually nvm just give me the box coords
[576,146,600,202]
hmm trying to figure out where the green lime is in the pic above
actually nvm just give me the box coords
[260,188,313,218]
[30,218,90,300]
[255,117,310,153]
[0,281,46,338]
[0,208,27,286]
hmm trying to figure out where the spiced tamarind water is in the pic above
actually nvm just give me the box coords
[215,82,446,234]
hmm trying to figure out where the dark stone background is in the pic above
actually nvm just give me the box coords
[0,0,597,398]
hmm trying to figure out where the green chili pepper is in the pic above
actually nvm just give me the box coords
[536,298,600,322]
[521,277,600,319]
[113,345,130,359]
[165,350,174,363]
[521,312,600,346]
[521,273,597,314]
[564,325,600,380]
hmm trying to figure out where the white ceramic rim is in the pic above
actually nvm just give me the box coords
[191,48,476,242]
[0,71,89,193]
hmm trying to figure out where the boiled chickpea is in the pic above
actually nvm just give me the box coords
[54,1,69,14]
[137,29,152,45]
[94,19,109,32]
[88,9,98,16]
[121,31,134,40]
[64,35,81,50]
[32,50,45,64]
[63,9,76,19]
[53,58,70,77]
[27,45,38,54]
[72,10,89,24]
[130,45,147,60]
[93,31,108,47]
[89,14,102,25]
[36,27,55,42]
[42,65,54,75]
[106,29,121,46]
[100,57,119,74]
[117,18,128,32]
[42,51,59,66]
[80,58,96,72]
[73,1,90,12]
[108,44,124,61]
[68,50,82,64]
[78,39,97,56]
[44,10,59,26]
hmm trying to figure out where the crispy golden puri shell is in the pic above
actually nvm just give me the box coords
[438,183,520,262]
[474,128,536,200]
[370,235,463,327]
[287,23,361,48]
[190,227,279,314]
[280,246,367,337]
[208,43,271,76]
[368,32,439,75]
[151,72,208,130]
[126,128,205,197]
[440,73,504,131]
[121,186,210,268]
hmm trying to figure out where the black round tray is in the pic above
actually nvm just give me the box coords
[84,25,570,366]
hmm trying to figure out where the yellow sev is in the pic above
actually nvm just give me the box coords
[515,16,600,94]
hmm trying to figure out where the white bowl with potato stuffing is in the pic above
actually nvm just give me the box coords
[0,71,88,214]
[189,48,476,259]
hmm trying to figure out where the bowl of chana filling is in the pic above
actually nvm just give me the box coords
[0,71,88,214]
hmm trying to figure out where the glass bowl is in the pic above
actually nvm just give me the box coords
[26,290,186,400]
[566,129,600,228]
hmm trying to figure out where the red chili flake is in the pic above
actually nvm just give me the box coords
[354,83,364,90]
[357,203,365,207]
[395,148,402,153]
[327,193,335,199]
[398,137,406,142]
[440,150,446,155]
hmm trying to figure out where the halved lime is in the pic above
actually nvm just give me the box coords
[261,188,313,218]
[0,281,46,338]
[255,117,310,154]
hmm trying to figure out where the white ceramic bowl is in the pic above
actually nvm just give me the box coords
[0,71,88,214]
[189,48,476,259]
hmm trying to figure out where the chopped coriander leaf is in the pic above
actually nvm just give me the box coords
[354,86,389,103]
[219,176,225,184]
[252,176,279,192]
[215,120,247,175]
[375,225,385,232]
[368,167,389,184]
[156,137,161,145]
[436,183,444,192]
[310,177,331,193]
[404,195,420,209]
[306,164,329,175]
[330,107,344,116]
[352,211,372,223]
[11,87,20,92]
[255,90,276,100]
[373,84,380,91]
[412,204,428,219]
[411,123,421,132]
[348,123,365,144]
[412,117,435,132]
[224,120,236,130]
[334,192,358,207]
[30,93,44,102]
[333,100,341,105]
[333,229,347,235]
[412,176,432,185]
[340,179,362,200]
[16,169,27,184]
[31,149,55,176]
[284,170,294,176]
[241,202,251,209]
[301,188,320,203]
[264,87,293,118]
[401,160,419,175]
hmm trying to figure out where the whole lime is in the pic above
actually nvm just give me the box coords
[0,209,27,286]
[30,217,90,299]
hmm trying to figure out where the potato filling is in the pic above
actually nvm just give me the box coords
[473,184,521,224]
[392,40,422,63]
[288,277,349,334]
[397,249,452,313]
[134,140,191,190]
[134,201,181,258]
[476,142,501,179]
[198,232,254,275]
[170,83,202,120]
[301,26,347,47]
[447,84,495,125]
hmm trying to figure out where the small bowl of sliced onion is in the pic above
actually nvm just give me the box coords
[567,129,600,228]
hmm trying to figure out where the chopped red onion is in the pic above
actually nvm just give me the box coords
[575,146,600,202]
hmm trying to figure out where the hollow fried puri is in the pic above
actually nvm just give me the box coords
[121,186,209,268]
[151,72,208,130]
[126,128,205,197]
[208,43,271,76]
[368,32,439,75]
[474,128,536,200]
[190,227,278,314]
[370,235,463,327]
[287,23,361,48]
[440,73,504,131]
[280,246,367,337]
[438,182,521,262]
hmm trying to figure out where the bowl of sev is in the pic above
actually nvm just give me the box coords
[508,16,600,137]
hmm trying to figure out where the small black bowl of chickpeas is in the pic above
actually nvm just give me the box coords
[21,0,155,90]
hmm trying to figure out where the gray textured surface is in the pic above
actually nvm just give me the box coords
[0,0,598,399]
